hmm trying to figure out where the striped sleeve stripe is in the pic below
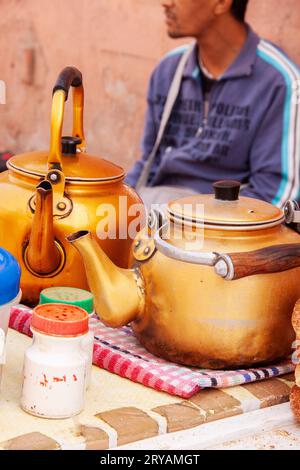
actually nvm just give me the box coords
[257,40,300,207]
[165,44,190,58]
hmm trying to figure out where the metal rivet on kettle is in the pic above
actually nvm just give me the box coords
[57,202,66,211]
[50,174,58,182]
[135,240,141,249]
[144,247,151,255]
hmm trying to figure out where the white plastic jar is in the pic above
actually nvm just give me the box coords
[39,287,95,389]
[0,248,21,389]
[21,303,90,419]
[0,291,22,386]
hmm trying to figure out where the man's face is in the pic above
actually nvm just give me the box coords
[160,0,217,39]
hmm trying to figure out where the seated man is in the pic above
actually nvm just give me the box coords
[126,0,300,208]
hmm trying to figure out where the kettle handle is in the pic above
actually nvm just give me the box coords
[48,67,86,172]
[53,67,82,99]
[154,225,300,280]
[215,243,300,280]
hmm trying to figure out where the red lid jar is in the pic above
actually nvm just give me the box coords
[31,303,89,337]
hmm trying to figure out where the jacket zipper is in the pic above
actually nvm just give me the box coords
[196,92,210,138]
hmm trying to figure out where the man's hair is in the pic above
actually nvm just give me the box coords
[230,0,249,22]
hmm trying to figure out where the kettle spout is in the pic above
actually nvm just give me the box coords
[26,180,62,275]
[67,231,144,328]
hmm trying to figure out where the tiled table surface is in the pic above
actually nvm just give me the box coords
[214,422,300,450]
[0,329,296,450]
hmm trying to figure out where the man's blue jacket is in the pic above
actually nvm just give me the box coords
[126,27,300,207]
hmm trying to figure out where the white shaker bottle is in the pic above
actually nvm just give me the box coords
[0,248,21,388]
[39,287,94,389]
[21,303,90,419]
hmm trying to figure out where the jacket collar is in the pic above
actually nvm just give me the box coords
[183,25,260,81]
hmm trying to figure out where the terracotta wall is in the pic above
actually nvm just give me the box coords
[0,0,300,172]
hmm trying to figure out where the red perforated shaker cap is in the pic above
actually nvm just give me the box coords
[31,303,89,337]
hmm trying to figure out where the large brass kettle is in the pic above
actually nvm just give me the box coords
[0,67,142,305]
[68,181,300,369]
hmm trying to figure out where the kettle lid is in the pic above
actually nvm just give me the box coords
[7,149,125,183]
[0,248,21,305]
[168,181,284,230]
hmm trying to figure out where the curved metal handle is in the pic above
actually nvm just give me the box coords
[154,225,300,281]
[153,223,218,266]
[215,243,300,280]
[48,67,86,172]
[284,200,300,225]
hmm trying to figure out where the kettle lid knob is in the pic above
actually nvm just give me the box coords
[213,180,241,201]
[61,136,82,155]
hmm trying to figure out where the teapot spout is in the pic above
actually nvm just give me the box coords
[26,180,62,275]
[67,231,144,328]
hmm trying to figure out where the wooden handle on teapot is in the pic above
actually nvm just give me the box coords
[215,243,300,280]
[48,67,86,172]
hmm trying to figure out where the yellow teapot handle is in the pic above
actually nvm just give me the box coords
[48,67,86,172]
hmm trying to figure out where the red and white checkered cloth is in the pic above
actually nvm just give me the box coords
[10,306,295,398]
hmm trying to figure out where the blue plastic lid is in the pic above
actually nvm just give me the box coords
[0,248,21,305]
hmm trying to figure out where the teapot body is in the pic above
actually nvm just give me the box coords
[66,181,300,369]
[0,67,144,306]
[0,169,141,306]
[131,222,300,369]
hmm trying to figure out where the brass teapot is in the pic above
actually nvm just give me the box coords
[68,181,300,369]
[0,67,142,305]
